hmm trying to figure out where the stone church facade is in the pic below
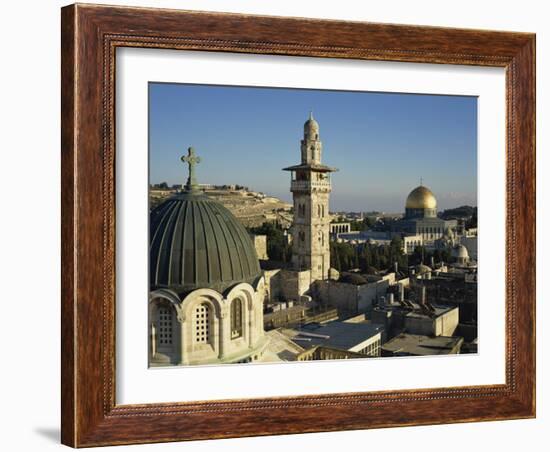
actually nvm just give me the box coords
[148,148,268,366]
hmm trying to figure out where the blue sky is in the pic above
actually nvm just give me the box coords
[149,83,477,212]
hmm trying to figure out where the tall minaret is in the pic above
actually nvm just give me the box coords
[283,113,337,281]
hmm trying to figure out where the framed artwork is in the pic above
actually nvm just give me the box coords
[61,3,536,447]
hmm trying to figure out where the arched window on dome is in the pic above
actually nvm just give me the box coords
[230,298,243,339]
[153,301,176,359]
[194,303,212,345]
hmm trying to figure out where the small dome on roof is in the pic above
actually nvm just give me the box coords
[328,268,340,281]
[452,244,469,259]
[415,264,432,275]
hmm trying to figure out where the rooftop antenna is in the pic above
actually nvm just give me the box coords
[420,176,423,186]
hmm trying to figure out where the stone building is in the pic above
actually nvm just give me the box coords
[419,274,478,323]
[335,184,458,254]
[148,148,267,366]
[392,184,458,247]
[281,321,384,357]
[371,285,459,340]
[315,272,396,316]
[249,233,268,260]
[381,334,463,356]
[330,222,351,236]
[283,112,337,282]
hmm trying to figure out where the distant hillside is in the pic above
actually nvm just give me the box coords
[149,187,292,228]
[440,205,477,219]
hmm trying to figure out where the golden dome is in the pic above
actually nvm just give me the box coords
[405,185,437,209]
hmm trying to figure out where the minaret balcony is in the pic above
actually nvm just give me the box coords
[291,179,332,192]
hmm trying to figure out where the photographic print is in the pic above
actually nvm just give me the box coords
[148,83,478,367]
[60,6,535,445]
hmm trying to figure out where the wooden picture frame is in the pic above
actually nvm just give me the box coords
[61,3,535,447]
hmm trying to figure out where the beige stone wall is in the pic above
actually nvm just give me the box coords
[404,306,459,337]
[262,268,282,303]
[315,278,392,315]
[264,268,318,304]
[434,307,459,337]
[403,315,433,337]
[315,280,358,313]
[357,279,391,312]
[249,234,268,260]
[279,269,312,301]
[148,281,267,366]
[292,192,331,281]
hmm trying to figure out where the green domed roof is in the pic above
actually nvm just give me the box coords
[149,147,261,296]
[150,191,261,295]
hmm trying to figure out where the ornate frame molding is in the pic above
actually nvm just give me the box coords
[61,4,535,447]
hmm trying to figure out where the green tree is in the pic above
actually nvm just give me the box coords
[248,222,290,262]
[330,241,357,271]
[363,217,376,229]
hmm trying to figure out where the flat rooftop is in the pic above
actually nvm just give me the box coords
[376,302,456,319]
[404,304,457,320]
[382,333,463,356]
[258,329,305,362]
[281,321,384,352]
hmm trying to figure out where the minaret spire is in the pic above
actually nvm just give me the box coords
[283,115,337,282]
[181,146,201,192]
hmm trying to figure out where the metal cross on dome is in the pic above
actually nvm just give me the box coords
[181,146,201,192]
